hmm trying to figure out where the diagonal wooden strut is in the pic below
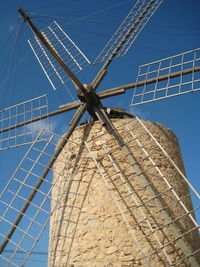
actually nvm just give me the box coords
[86,108,199,266]
[18,8,85,93]
[0,103,87,254]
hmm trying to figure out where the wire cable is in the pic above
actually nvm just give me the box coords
[0,21,25,109]
[28,0,132,26]
[29,0,77,12]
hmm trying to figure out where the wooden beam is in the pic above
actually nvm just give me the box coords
[1,64,199,135]
[18,8,85,92]
[60,65,200,111]
[98,65,200,97]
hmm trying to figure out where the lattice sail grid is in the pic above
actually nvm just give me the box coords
[28,21,91,91]
[1,118,199,266]
[94,0,163,64]
[0,95,49,151]
[131,48,200,106]
[46,118,199,266]
[84,118,200,266]
[0,129,87,266]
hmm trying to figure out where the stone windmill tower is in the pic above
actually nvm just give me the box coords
[0,1,199,266]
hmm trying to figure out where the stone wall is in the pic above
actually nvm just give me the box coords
[48,118,199,267]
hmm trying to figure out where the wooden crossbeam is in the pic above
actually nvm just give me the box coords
[60,65,200,111]
[1,65,199,135]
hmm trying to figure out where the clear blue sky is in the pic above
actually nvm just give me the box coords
[0,0,200,266]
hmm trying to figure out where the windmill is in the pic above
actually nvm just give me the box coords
[0,0,199,266]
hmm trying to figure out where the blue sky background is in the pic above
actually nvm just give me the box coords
[0,0,199,266]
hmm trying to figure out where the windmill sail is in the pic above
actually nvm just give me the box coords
[94,0,163,64]
[0,95,49,151]
[28,21,91,91]
[0,129,87,266]
[131,48,200,106]
[85,117,200,266]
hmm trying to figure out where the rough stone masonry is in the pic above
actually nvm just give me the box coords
[48,115,200,267]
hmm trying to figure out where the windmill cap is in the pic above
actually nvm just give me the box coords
[105,107,135,119]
